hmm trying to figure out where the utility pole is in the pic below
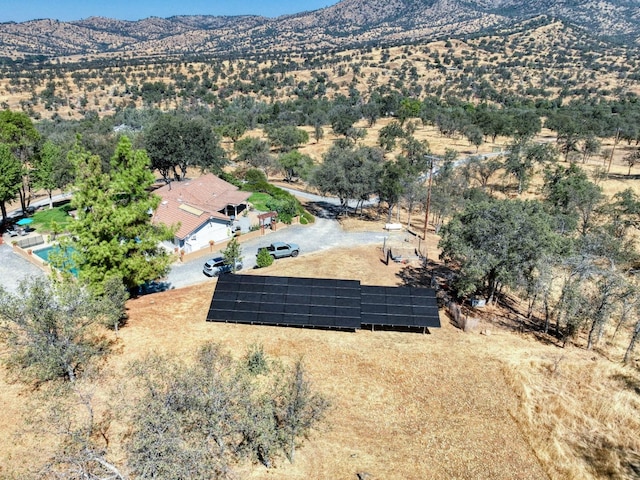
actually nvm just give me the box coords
[423,155,439,240]
[607,127,621,174]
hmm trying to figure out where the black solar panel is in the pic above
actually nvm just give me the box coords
[206,275,440,333]
[360,285,440,330]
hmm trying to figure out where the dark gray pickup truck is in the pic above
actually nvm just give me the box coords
[257,241,300,259]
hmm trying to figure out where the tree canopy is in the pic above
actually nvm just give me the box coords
[266,125,309,153]
[66,136,174,293]
[0,109,40,213]
[0,278,115,384]
[145,114,226,183]
[31,140,75,209]
[0,143,22,222]
[125,343,329,476]
[277,150,314,182]
[439,199,560,302]
[312,142,384,215]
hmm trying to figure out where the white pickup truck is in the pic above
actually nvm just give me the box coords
[257,241,300,259]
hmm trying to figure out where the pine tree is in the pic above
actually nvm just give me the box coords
[67,137,174,293]
[222,237,243,272]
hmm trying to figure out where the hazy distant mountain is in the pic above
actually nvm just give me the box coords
[1,0,639,59]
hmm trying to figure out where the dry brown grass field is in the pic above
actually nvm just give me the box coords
[0,245,637,479]
[2,240,638,479]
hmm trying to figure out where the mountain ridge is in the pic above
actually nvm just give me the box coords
[1,0,639,60]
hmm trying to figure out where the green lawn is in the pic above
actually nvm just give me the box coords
[31,205,74,233]
[248,192,272,212]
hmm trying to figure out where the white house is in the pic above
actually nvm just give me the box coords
[152,174,251,253]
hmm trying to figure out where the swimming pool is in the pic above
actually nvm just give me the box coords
[33,245,78,275]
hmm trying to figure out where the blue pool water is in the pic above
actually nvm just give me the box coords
[33,245,78,276]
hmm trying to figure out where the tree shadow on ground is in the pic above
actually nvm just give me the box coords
[607,173,640,180]
[303,201,342,219]
[611,372,640,395]
[395,259,455,290]
[133,280,173,297]
[396,259,567,346]
[303,201,379,221]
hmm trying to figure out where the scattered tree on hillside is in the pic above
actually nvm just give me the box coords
[463,124,484,151]
[312,142,383,216]
[0,109,40,214]
[234,136,274,172]
[218,119,248,146]
[328,104,360,137]
[605,188,640,238]
[31,140,75,209]
[401,136,430,172]
[465,155,502,190]
[310,111,326,143]
[585,267,628,350]
[624,317,640,364]
[272,359,330,462]
[377,160,406,223]
[0,278,114,384]
[579,135,601,164]
[145,114,226,183]
[378,121,406,151]
[397,98,422,126]
[439,199,559,302]
[550,232,637,346]
[38,388,125,479]
[125,343,329,476]
[503,139,556,195]
[623,148,640,176]
[542,163,603,235]
[266,125,309,153]
[510,109,542,140]
[277,150,314,182]
[429,150,468,232]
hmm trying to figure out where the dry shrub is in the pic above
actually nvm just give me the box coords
[447,301,479,332]
[461,316,479,332]
[447,300,462,326]
[504,352,640,479]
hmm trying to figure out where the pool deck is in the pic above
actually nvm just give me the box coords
[0,236,45,293]
[9,237,53,274]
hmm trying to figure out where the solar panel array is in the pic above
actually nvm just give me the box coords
[361,286,441,331]
[207,274,441,333]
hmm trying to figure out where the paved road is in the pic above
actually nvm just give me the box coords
[166,216,389,290]
[0,193,70,294]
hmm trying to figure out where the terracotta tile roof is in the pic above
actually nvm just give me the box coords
[152,174,251,240]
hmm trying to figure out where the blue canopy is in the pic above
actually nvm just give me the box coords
[16,218,33,226]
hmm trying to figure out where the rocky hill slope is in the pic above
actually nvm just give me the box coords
[1,0,639,59]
